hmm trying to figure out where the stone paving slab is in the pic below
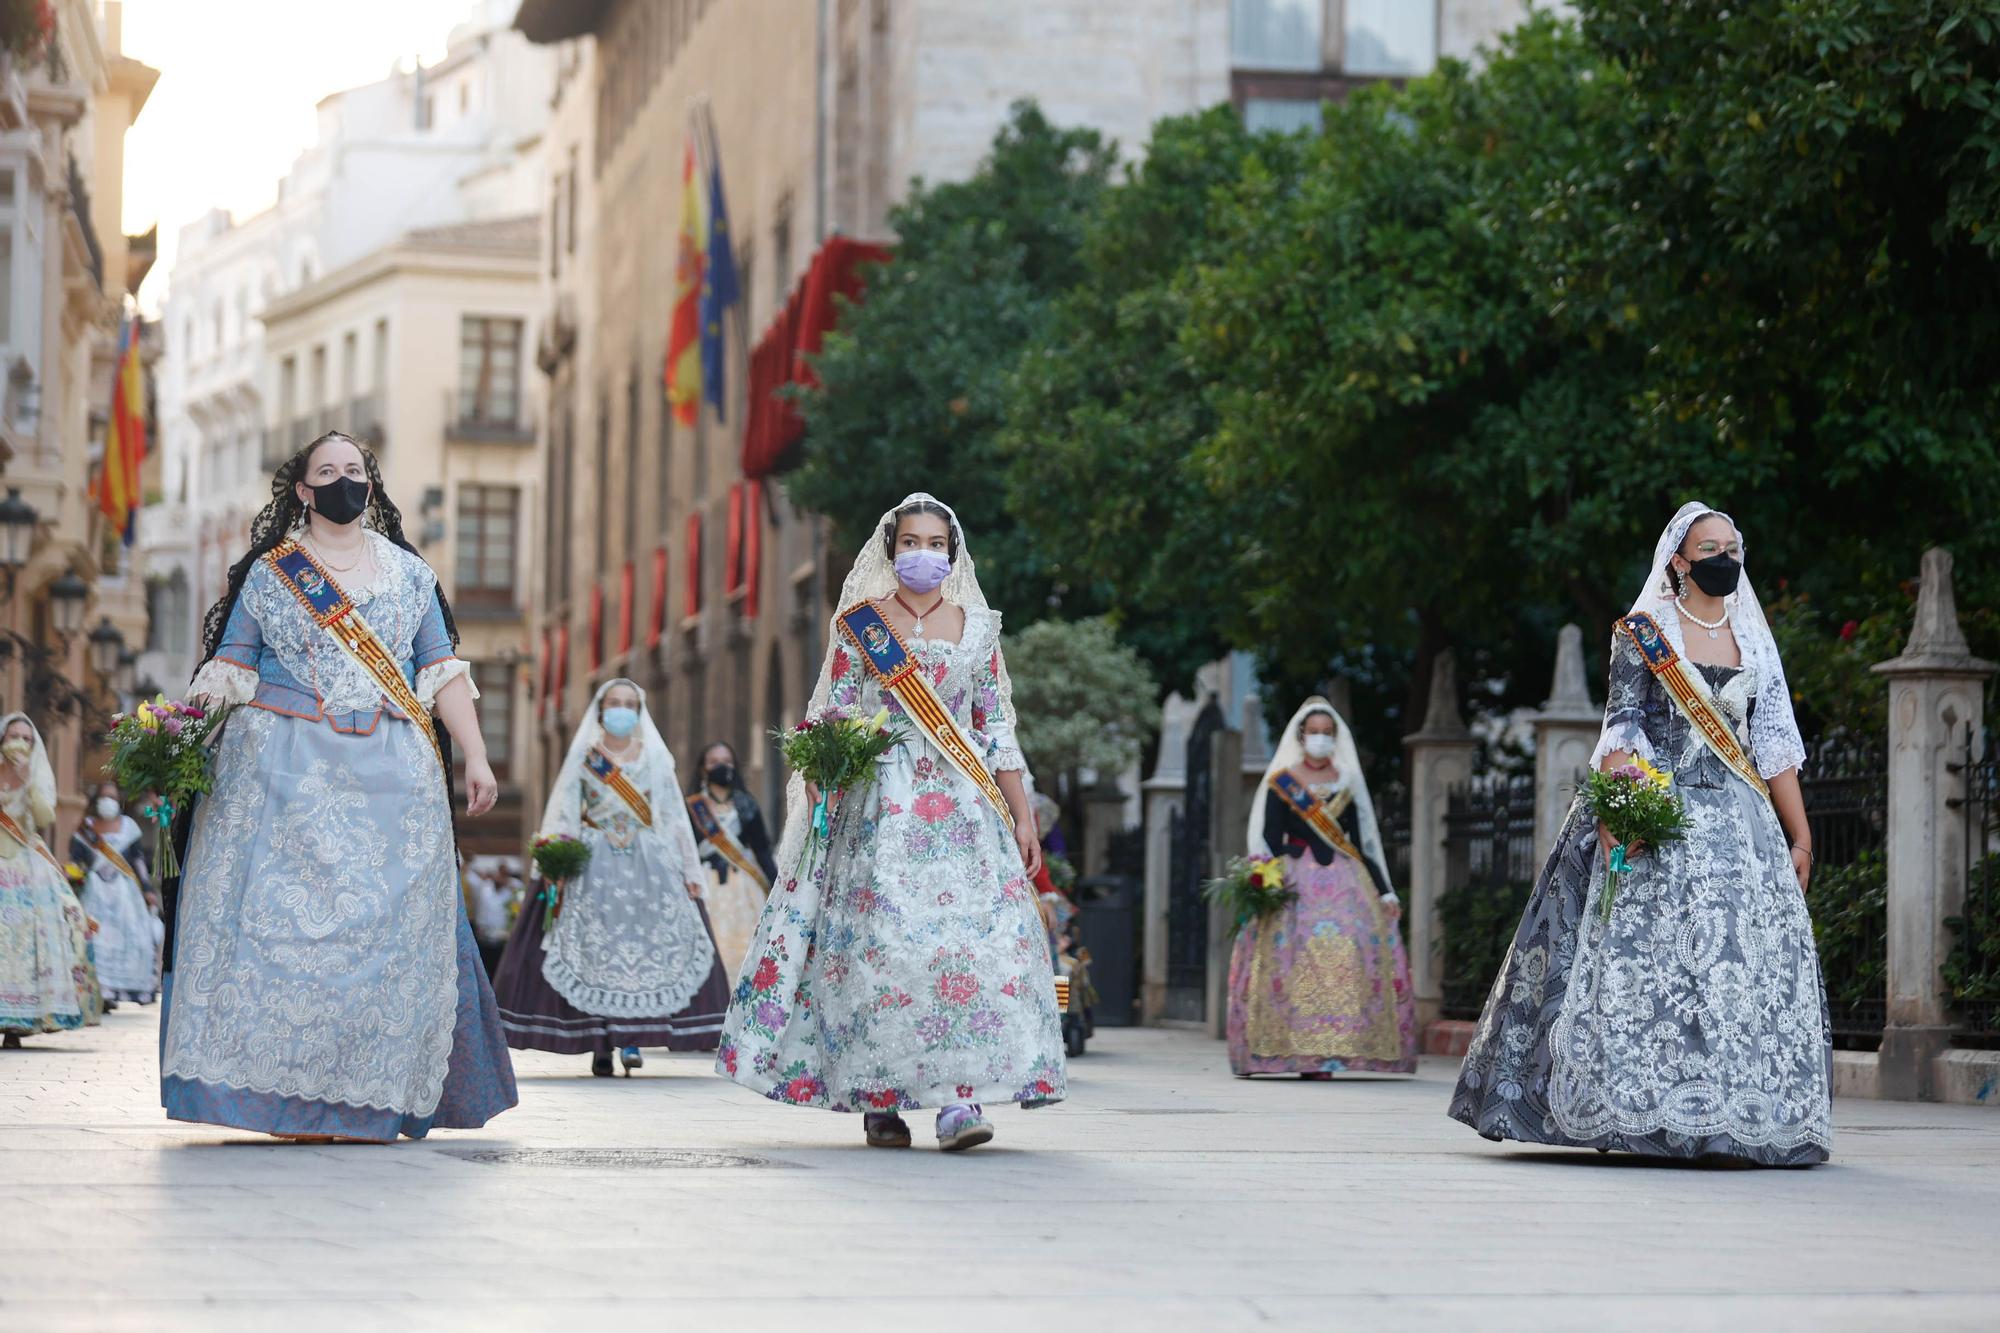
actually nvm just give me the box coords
[4,1004,1999,1330]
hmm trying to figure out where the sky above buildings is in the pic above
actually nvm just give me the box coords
[119,0,485,311]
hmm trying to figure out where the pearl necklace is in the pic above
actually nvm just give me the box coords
[1675,594,1730,640]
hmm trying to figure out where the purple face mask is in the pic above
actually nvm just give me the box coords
[894,549,952,593]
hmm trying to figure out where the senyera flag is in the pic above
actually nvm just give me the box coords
[96,314,147,544]
[664,134,705,427]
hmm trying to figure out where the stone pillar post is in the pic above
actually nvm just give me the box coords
[1140,691,1197,1025]
[1403,651,1477,1034]
[1531,624,1602,866]
[1873,549,1994,1101]
[1079,780,1127,878]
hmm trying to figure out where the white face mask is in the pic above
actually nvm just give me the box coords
[1302,733,1337,761]
[96,796,121,819]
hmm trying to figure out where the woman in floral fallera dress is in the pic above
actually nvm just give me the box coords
[1229,698,1416,1077]
[1449,502,1833,1165]
[717,493,1065,1152]
[0,714,88,1046]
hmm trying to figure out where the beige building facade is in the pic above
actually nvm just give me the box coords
[0,0,156,842]
[513,0,1549,839]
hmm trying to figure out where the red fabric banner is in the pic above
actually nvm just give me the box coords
[537,628,551,721]
[617,560,635,656]
[588,583,604,674]
[647,545,669,649]
[743,480,763,619]
[724,481,744,595]
[685,512,703,619]
[741,236,893,479]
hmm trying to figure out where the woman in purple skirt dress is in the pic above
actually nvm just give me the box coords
[493,679,729,1076]
[1227,697,1417,1078]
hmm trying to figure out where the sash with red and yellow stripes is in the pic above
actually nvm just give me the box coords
[686,792,768,890]
[264,541,444,772]
[1270,771,1366,869]
[1617,611,1773,804]
[83,829,141,884]
[585,748,653,826]
[837,601,1015,831]
[0,806,62,874]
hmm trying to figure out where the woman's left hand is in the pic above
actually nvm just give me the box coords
[463,757,498,817]
[685,880,704,900]
[1791,845,1812,893]
[1014,820,1043,879]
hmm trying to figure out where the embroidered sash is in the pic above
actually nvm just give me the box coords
[687,792,769,891]
[1270,772,1367,869]
[585,748,653,827]
[84,829,140,884]
[1617,611,1773,803]
[837,601,1016,831]
[0,806,62,873]
[264,541,444,771]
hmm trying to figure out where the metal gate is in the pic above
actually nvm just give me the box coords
[1164,697,1224,1021]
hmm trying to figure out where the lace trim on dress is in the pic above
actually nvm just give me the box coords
[189,659,258,707]
[415,658,476,709]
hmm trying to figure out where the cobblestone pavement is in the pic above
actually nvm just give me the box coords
[3,1003,1998,1331]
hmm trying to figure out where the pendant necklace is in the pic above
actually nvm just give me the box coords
[894,591,945,638]
[306,529,367,574]
[1675,594,1730,640]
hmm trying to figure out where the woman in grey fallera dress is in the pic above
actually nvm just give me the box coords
[1450,503,1833,1165]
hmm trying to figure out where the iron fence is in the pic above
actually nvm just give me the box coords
[1799,734,1889,1045]
[1948,716,2000,1044]
[1439,776,1536,1019]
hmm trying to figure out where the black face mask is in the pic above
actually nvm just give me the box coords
[308,476,371,525]
[1685,553,1742,597]
[706,764,736,789]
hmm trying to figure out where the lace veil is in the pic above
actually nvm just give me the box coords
[0,712,57,833]
[771,492,1019,880]
[1245,697,1394,898]
[1590,500,1806,778]
[538,677,701,873]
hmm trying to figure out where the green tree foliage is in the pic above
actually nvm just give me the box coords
[1003,616,1159,779]
[1568,0,2000,628]
[1005,108,1308,692]
[786,103,1116,617]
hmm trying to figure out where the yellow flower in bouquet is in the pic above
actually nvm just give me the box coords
[1249,857,1287,891]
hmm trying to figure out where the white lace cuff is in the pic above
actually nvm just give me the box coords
[1587,717,1656,772]
[415,657,477,711]
[1756,729,1806,780]
[189,659,258,707]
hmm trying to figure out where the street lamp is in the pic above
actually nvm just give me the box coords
[0,486,36,594]
[88,617,124,677]
[115,649,137,697]
[135,676,162,702]
[47,570,89,638]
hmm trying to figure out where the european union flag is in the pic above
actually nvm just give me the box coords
[700,119,741,419]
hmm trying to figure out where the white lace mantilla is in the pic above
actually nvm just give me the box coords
[540,745,716,1016]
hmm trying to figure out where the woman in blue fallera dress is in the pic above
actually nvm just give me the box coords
[161,432,517,1142]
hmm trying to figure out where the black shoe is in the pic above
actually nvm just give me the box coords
[591,1051,614,1077]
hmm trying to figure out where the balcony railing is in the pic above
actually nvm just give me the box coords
[349,391,385,445]
[443,390,533,444]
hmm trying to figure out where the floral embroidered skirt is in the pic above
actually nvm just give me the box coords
[717,748,1067,1112]
[1226,852,1417,1076]
[0,855,87,1035]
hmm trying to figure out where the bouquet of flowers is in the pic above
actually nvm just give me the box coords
[531,834,592,931]
[773,706,909,872]
[104,696,232,880]
[1583,754,1688,922]
[1203,853,1296,937]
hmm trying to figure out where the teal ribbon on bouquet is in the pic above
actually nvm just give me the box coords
[139,797,178,880]
[1600,843,1633,923]
[800,787,839,878]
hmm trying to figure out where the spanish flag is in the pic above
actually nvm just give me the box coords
[664,135,705,427]
[98,315,147,544]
